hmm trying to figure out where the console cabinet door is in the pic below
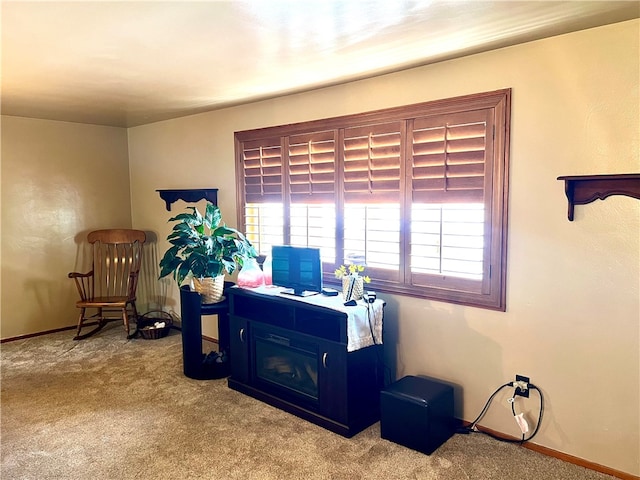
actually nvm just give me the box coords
[317,340,348,424]
[229,315,249,383]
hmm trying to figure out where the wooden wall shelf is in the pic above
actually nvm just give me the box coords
[156,189,218,211]
[557,174,640,221]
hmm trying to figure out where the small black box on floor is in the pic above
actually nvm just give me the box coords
[380,375,455,455]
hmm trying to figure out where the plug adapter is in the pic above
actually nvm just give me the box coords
[514,374,530,398]
[514,413,529,434]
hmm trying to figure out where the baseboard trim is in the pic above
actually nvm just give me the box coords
[466,422,638,480]
[2,324,78,343]
[201,335,219,345]
[2,325,217,345]
[2,319,131,343]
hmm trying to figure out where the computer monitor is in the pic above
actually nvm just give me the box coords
[271,245,322,297]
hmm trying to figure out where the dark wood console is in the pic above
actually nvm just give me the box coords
[227,287,384,437]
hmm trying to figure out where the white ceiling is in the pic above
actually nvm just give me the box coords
[2,1,638,128]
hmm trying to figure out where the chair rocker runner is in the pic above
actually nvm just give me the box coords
[69,229,146,340]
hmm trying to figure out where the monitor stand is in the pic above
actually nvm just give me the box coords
[280,288,319,297]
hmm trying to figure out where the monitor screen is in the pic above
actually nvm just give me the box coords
[271,245,322,297]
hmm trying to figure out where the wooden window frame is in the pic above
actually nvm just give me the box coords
[235,89,510,311]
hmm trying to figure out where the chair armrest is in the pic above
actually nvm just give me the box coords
[69,270,94,301]
[68,271,93,279]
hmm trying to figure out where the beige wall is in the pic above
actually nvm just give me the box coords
[1,116,131,338]
[128,21,639,475]
[0,19,637,477]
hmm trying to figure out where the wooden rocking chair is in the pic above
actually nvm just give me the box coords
[69,229,146,340]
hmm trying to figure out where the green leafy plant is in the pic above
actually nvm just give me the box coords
[159,202,257,286]
[334,264,371,283]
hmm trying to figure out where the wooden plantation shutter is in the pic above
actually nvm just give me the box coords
[286,131,338,257]
[342,122,402,203]
[410,109,492,204]
[407,104,503,304]
[235,89,510,311]
[237,136,285,254]
[342,122,403,283]
[240,136,284,204]
[287,130,337,203]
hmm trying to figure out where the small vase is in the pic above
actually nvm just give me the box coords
[262,255,272,286]
[342,275,364,301]
[237,257,265,288]
[192,275,225,304]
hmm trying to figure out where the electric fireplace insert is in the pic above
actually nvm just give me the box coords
[253,326,319,406]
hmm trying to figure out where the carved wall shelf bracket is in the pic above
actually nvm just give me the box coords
[156,189,218,211]
[557,174,640,221]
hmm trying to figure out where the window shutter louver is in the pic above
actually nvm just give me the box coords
[287,130,336,203]
[343,122,402,203]
[241,137,283,204]
[411,110,491,203]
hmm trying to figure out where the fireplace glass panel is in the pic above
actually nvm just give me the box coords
[254,329,319,402]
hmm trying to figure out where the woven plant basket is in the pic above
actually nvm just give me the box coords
[192,275,225,304]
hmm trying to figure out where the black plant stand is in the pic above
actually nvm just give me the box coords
[179,284,232,380]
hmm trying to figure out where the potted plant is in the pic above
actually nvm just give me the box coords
[334,264,371,301]
[159,202,257,303]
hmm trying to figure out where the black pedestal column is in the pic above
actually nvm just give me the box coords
[179,285,231,380]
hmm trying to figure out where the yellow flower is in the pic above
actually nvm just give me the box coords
[334,264,371,283]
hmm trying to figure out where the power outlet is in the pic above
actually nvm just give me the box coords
[514,374,530,398]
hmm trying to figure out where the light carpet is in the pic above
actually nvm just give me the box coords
[1,324,615,480]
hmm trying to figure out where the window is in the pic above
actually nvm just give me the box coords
[235,89,510,310]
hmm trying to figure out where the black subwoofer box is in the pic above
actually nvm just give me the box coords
[380,375,455,454]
